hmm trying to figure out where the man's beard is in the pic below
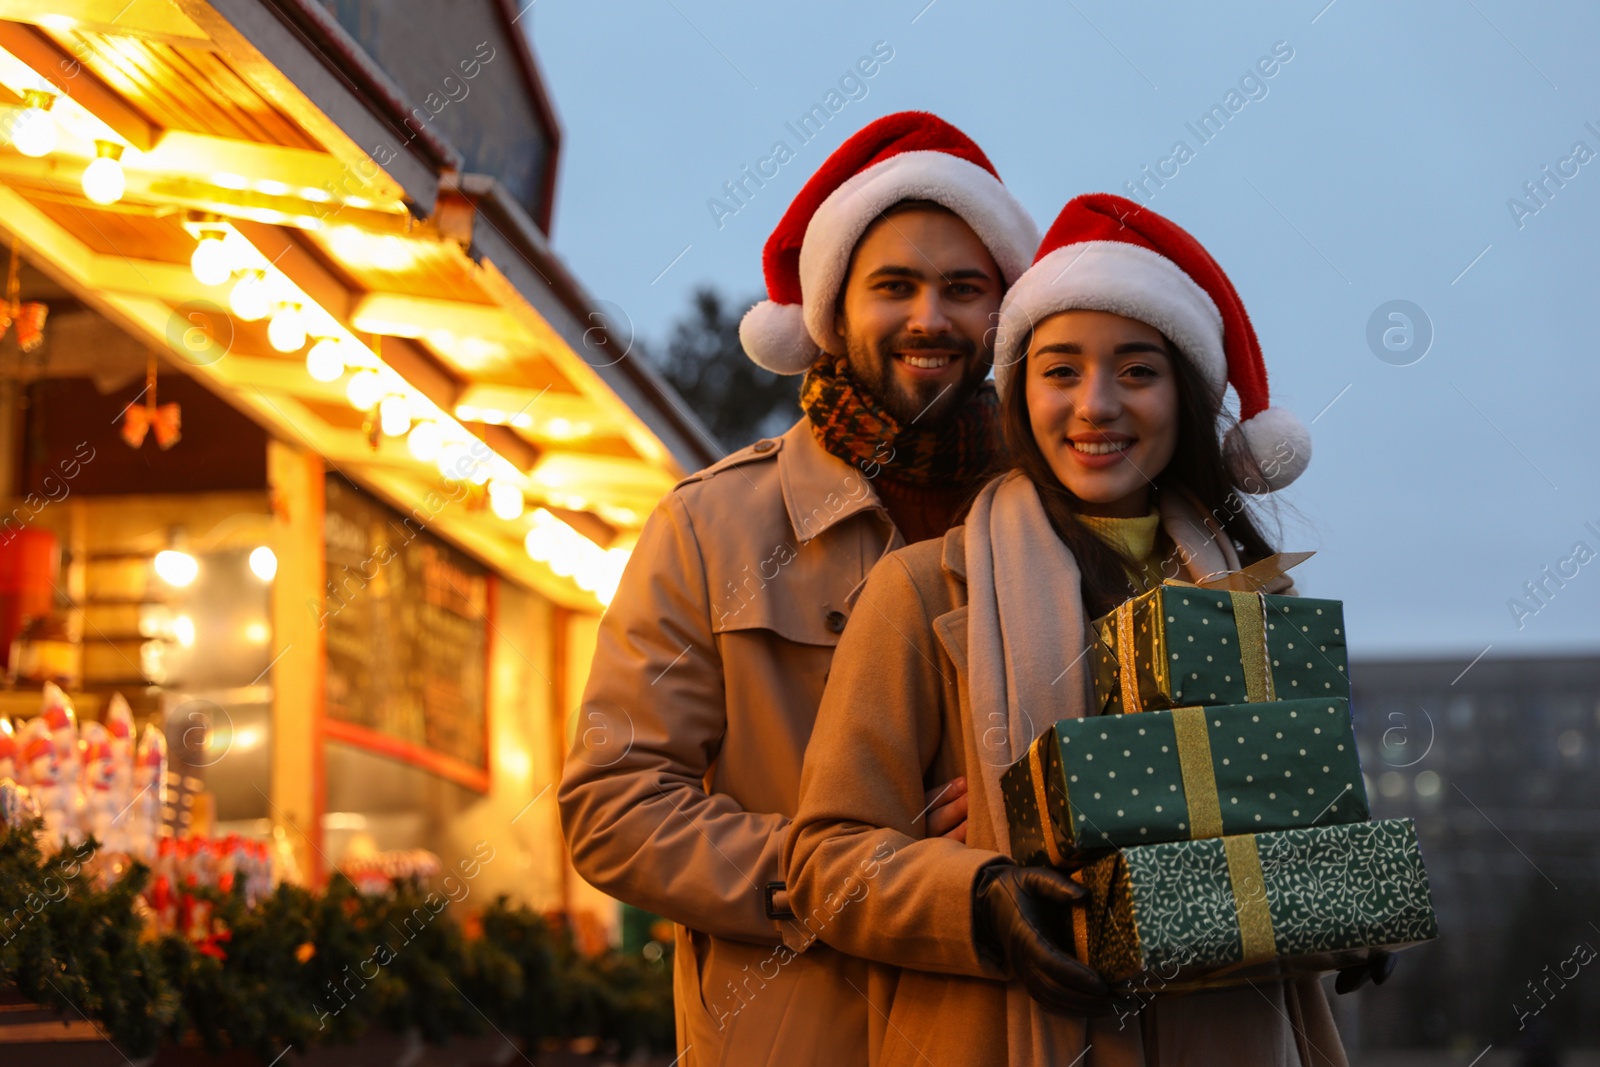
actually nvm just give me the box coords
[843,330,989,428]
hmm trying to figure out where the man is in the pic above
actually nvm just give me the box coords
[558,111,1039,1065]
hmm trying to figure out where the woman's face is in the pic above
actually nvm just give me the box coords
[1024,309,1181,518]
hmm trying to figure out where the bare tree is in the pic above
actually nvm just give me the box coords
[646,288,801,452]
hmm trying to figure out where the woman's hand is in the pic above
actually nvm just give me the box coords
[971,863,1119,1015]
[925,776,969,841]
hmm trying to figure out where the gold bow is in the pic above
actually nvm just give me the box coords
[1166,550,1314,593]
[1113,552,1313,712]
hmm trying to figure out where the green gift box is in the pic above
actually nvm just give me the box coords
[1090,581,1350,714]
[1001,697,1368,862]
[1072,818,1438,991]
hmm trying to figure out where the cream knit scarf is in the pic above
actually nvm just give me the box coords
[963,472,1299,1067]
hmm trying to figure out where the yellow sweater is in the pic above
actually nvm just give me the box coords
[1075,508,1169,591]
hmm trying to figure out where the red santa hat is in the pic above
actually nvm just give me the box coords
[739,111,1039,375]
[993,193,1310,493]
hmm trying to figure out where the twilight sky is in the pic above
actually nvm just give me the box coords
[526,0,1600,661]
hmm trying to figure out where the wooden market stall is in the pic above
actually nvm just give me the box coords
[0,5,714,1058]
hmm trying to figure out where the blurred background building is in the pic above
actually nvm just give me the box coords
[1336,651,1600,1062]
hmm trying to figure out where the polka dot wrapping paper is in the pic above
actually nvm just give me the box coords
[1000,697,1369,863]
[1075,818,1439,990]
[1090,586,1350,715]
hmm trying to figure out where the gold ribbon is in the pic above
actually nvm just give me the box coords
[1171,706,1224,840]
[1227,590,1277,704]
[1070,868,1090,963]
[1027,734,1065,867]
[1115,599,1141,713]
[1223,835,1278,964]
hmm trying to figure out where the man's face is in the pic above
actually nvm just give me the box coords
[832,207,1002,427]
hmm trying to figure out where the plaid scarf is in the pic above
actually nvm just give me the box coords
[800,352,1002,489]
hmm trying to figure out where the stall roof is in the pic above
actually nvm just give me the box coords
[0,0,719,607]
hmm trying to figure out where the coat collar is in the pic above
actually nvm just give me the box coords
[940,523,967,581]
[777,419,889,544]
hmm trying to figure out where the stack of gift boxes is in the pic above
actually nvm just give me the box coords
[1000,568,1438,991]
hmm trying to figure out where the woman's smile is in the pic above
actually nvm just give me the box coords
[1065,432,1135,465]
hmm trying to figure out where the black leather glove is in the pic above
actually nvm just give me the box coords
[1335,948,1397,994]
[972,863,1117,1016]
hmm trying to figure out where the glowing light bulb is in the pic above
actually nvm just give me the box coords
[378,394,411,437]
[488,479,524,520]
[249,546,278,582]
[437,441,470,480]
[596,547,630,606]
[345,369,382,410]
[229,272,269,321]
[305,338,345,382]
[154,549,199,587]
[267,305,307,352]
[81,144,125,205]
[10,92,57,158]
[524,527,552,563]
[190,234,232,286]
[406,421,442,462]
[220,229,256,270]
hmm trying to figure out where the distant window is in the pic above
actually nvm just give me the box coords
[1551,695,1585,726]
[1557,728,1585,761]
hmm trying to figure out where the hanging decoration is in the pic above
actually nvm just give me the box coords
[0,239,48,354]
[120,356,182,450]
[359,333,383,451]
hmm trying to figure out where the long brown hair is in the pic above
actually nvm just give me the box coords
[1000,327,1282,620]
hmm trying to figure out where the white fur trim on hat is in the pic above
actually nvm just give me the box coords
[798,150,1040,356]
[1223,406,1312,492]
[739,300,819,375]
[991,241,1226,401]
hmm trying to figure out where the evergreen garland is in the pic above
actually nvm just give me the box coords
[0,822,673,1060]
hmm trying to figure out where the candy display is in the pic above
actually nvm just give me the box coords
[0,685,168,860]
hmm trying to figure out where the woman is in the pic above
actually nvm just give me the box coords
[784,195,1352,1066]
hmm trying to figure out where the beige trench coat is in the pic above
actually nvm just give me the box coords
[558,419,907,1067]
[786,525,1351,1067]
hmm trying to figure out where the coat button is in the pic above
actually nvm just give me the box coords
[753,439,774,453]
[825,610,847,634]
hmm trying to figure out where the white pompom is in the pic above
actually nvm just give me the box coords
[1223,406,1312,493]
[739,301,820,376]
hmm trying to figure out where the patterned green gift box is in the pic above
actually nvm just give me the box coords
[1090,582,1350,715]
[1001,697,1368,862]
[1072,818,1438,989]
